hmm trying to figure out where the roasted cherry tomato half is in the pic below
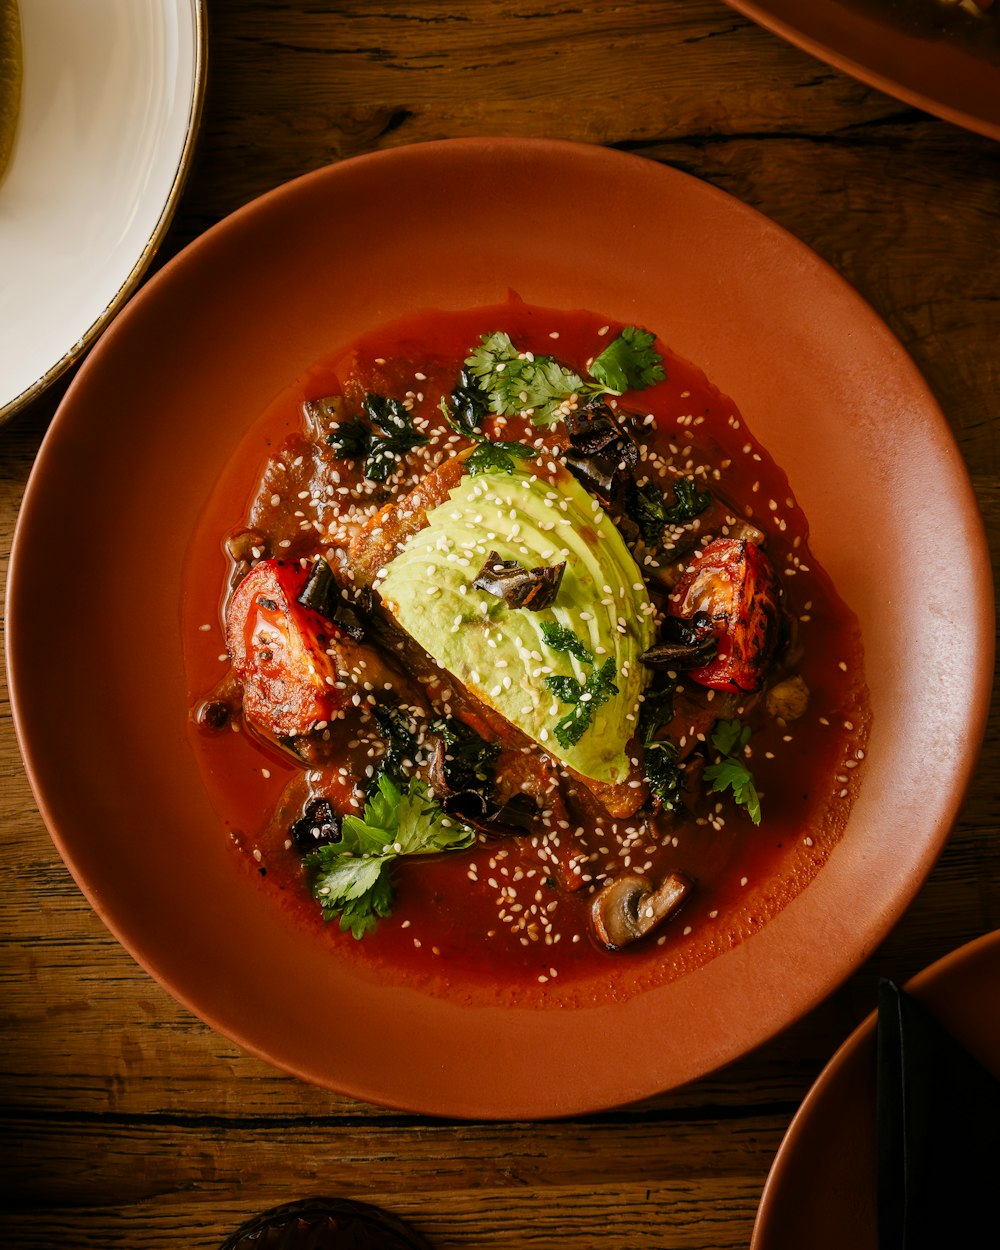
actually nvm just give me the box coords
[667,537,782,693]
[226,559,345,742]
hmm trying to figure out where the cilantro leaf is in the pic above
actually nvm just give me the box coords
[703,719,761,825]
[465,332,586,427]
[539,621,595,665]
[332,877,396,940]
[548,656,619,749]
[305,775,475,938]
[393,781,476,855]
[711,717,751,757]
[466,440,537,476]
[464,326,664,431]
[589,326,665,394]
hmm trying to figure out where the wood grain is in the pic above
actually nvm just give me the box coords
[1,1,997,1247]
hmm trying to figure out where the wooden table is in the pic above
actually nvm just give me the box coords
[2,3,997,1246]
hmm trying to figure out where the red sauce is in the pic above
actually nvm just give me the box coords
[182,299,869,1009]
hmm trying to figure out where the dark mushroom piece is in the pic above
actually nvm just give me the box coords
[590,871,693,951]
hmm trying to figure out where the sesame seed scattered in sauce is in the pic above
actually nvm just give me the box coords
[189,302,868,989]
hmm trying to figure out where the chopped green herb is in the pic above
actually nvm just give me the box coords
[645,739,685,812]
[445,368,490,437]
[638,687,684,811]
[625,474,712,546]
[539,620,595,665]
[326,418,372,461]
[362,393,417,440]
[666,476,713,524]
[368,705,419,791]
[545,674,586,704]
[638,685,674,743]
[305,775,475,938]
[589,325,665,395]
[429,716,500,794]
[326,392,428,482]
[546,656,619,749]
[466,439,537,477]
[703,719,761,825]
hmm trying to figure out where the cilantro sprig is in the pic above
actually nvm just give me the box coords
[540,623,619,749]
[703,719,762,825]
[464,326,664,428]
[589,326,666,394]
[305,775,475,938]
[465,333,586,426]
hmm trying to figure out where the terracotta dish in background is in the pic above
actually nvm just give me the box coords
[725,0,1000,141]
[751,928,1000,1249]
[6,139,993,1117]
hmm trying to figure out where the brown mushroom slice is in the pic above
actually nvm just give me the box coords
[764,673,810,722]
[590,871,693,951]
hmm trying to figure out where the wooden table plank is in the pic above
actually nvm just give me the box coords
[2,1,998,1247]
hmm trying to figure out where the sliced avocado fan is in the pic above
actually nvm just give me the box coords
[377,466,655,785]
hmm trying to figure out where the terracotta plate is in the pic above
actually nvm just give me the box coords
[6,139,992,1118]
[725,0,1000,141]
[752,928,1000,1248]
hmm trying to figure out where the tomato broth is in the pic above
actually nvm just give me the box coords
[182,299,869,1008]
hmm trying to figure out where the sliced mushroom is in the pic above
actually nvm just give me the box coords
[764,673,810,722]
[590,871,693,951]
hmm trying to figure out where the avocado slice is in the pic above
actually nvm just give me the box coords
[376,466,655,785]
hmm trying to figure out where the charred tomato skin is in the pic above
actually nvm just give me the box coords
[668,537,782,693]
[226,559,345,741]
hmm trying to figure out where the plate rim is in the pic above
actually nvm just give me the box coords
[750,926,1000,1247]
[725,0,1000,142]
[0,0,208,425]
[6,137,995,1117]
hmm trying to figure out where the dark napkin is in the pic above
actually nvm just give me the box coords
[877,977,1000,1250]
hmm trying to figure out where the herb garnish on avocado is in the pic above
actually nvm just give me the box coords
[376,467,656,785]
[542,630,620,745]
